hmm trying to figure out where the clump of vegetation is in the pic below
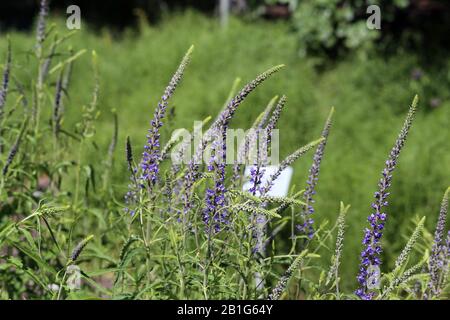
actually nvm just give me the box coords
[0,2,448,300]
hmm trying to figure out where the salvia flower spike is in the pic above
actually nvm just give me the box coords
[190,65,284,174]
[298,107,334,239]
[214,64,284,131]
[356,95,419,300]
[260,138,324,196]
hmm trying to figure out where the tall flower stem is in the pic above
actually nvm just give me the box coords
[125,46,193,216]
[298,107,334,239]
[356,95,419,300]
[0,37,11,154]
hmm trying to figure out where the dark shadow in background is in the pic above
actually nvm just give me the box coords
[0,0,449,60]
[0,0,216,32]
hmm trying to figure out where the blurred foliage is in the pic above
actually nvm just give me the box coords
[1,1,450,61]
[244,0,450,60]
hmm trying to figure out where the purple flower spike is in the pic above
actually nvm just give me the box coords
[183,65,284,214]
[139,46,193,189]
[249,166,265,195]
[356,95,418,300]
[203,129,228,233]
[0,38,11,118]
[125,46,193,214]
[298,107,334,239]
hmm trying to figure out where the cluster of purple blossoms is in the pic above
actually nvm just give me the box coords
[140,46,192,187]
[123,168,139,217]
[140,96,168,186]
[297,108,334,239]
[249,166,265,195]
[231,96,276,187]
[184,65,284,216]
[124,47,193,215]
[355,96,418,300]
[203,76,282,232]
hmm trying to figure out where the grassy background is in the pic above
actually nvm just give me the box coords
[1,11,449,292]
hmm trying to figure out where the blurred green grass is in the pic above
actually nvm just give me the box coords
[1,11,449,291]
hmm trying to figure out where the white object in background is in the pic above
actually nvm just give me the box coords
[242,165,293,197]
[219,0,230,28]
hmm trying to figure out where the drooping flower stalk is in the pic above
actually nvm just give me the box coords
[202,67,284,232]
[248,96,286,195]
[69,235,94,263]
[139,45,193,189]
[213,65,284,135]
[426,187,450,298]
[253,138,323,256]
[184,65,284,213]
[356,95,418,300]
[125,47,193,216]
[297,107,334,239]
[259,138,324,197]
[232,96,277,188]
